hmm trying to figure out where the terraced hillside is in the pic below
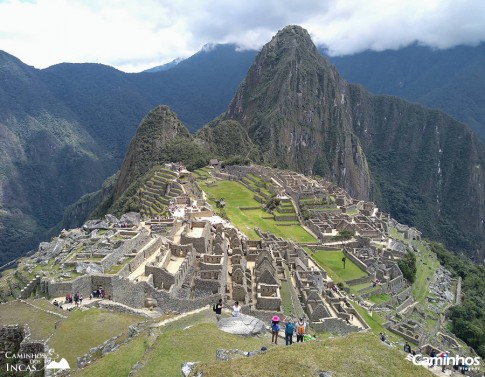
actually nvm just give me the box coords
[138,167,183,218]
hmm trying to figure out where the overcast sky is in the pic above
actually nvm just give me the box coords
[1,0,484,72]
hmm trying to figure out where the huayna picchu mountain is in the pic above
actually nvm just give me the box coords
[217,25,485,257]
[66,25,485,260]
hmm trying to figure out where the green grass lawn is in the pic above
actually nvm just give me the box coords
[368,293,392,305]
[49,308,144,368]
[0,300,65,339]
[412,242,440,303]
[312,251,368,283]
[279,280,293,315]
[73,334,148,377]
[349,282,374,294]
[199,180,316,243]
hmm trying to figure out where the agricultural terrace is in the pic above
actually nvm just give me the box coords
[311,250,367,284]
[198,179,316,243]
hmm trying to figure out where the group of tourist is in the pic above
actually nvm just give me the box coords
[271,315,307,345]
[213,300,309,346]
[91,287,105,299]
[52,291,84,310]
[65,292,83,305]
[213,299,242,321]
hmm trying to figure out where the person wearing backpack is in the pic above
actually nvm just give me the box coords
[284,316,295,345]
[213,299,223,321]
[271,315,280,344]
[296,317,306,342]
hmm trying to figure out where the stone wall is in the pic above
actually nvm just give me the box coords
[20,276,40,299]
[256,295,281,311]
[189,210,214,218]
[145,265,174,290]
[99,231,152,271]
[111,276,145,308]
[345,250,371,274]
[46,274,91,298]
[118,237,162,278]
[0,324,46,368]
[346,275,371,287]
[193,277,221,296]
[144,283,220,313]
[273,214,299,221]
[310,317,360,335]
[180,221,211,254]
[396,296,415,313]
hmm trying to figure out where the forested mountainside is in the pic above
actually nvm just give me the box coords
[0,46,254,265]
[329,43,485,141]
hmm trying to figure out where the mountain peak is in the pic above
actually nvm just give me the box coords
[114,105,191,199]
[266,25,317,55]
[223,25,371,199]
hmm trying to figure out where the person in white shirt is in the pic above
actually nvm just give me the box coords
[232,301,241,317]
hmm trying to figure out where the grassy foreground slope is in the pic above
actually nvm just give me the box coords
[193,331,433,377]
[74,308,433,377]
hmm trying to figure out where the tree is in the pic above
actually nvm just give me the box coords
[216,198,225,209]
[398,251,417,283]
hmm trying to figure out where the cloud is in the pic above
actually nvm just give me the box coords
[0,0,484,72]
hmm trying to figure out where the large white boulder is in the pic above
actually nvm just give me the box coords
[217,314,266,336]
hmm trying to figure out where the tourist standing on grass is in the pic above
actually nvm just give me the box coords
[296,317,306,342]
[232,301,241,317]
[284,316,295,345]
[214,299,223,321]
[404,342,411,353]
[271,315,280,344]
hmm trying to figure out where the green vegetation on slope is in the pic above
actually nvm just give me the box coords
[430,242,485,357]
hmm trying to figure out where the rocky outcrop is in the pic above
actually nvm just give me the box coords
[216,314,266,336]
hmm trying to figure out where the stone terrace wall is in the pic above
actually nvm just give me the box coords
[345,250,372,274]
[310,318,360,336]
[346,275,371,287]
[111,276,145,308]
[100,232,152,271]
[396,296,415,313]
[144,283,220,313]
[118,237,162,278]
[20,276,40,299]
